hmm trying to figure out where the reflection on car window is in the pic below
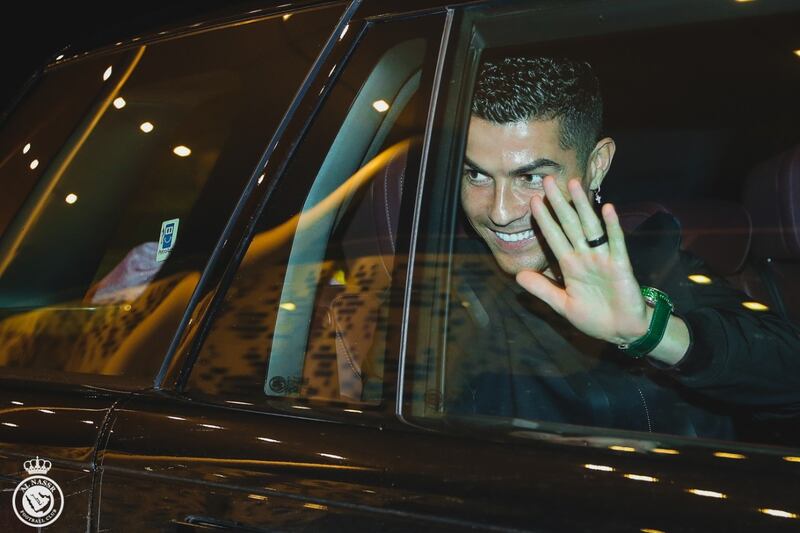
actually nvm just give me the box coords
[188,16,443,405]
[0,5,342,381]
[411,3,800,448]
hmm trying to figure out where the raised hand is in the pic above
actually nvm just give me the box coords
[516,176,649,345]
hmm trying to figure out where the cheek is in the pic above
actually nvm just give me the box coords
[460,184,489,220]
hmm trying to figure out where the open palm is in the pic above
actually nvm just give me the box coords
[516,177,649,345]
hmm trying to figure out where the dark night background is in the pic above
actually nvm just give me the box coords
[1,2,264,114]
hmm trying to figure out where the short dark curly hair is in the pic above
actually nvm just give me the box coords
[472,57,603,170]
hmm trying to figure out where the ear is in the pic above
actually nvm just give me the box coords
[586,137,616,191]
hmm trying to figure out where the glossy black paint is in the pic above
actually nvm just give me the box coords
[0,380,122,531]
[95,393,800,532]
[1,1,799,532]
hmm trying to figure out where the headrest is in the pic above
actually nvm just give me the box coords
[743,144,800,260]
[619,200,751,275]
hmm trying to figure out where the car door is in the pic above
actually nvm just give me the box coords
[92,4,456,532]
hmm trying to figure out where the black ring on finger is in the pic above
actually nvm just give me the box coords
[586,234,608,248]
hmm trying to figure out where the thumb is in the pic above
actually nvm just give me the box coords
[516,270,567,316]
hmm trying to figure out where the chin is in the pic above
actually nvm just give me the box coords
[493,251,546,276]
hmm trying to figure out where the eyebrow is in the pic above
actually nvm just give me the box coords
[463,156,562,177]
[509,158,563,176]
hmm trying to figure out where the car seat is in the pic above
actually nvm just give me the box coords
[302,143,409,401]
[742,143,800,323]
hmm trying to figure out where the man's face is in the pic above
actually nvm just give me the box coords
[461,116,592,275]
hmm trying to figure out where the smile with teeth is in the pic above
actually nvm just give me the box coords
[494,229,534,242]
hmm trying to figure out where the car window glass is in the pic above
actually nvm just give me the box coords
[0,5,343,382]
[409,0,800,448]
[187,15,444,407]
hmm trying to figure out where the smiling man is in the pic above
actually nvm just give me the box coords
[449,56,800,437]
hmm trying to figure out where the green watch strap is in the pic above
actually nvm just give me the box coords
[618,286,674,358]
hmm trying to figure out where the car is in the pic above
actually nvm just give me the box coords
[1,0,799,530]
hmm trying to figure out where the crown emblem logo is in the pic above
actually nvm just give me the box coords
[23,457,51,476]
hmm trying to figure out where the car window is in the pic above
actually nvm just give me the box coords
[408,0,800,448]
[0,5,343,382]
[186,14,444,407]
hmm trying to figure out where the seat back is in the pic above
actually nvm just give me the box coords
[302,144,409,401]
[742,143,800,323]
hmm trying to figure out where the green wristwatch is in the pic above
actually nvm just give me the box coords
[618,286,674,359]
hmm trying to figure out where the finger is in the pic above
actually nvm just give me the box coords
[530,193,572,260]
[569,179,606,248]
[516,270,567,316]
[602,203,632,265]
[542,176,588,250]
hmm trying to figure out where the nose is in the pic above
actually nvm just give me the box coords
[489,180,528,227]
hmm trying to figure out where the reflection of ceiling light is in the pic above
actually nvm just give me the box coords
[257,437,281,443]
[713,452,746,460]
[624,474,658,482]
[173,145,191,157]
[279,302,296,311]
[794,49,800,58]
[103,66,113,80]
[784,456,800,463]
[372,99,390,113]
[584,464,614,472]
[609,445,636,453]
[340,24,349,40]
[688,274,712,284]
[65,193,78,205]
[319,453,345,460]
[282,14,292,21]
[113,97,126,109]
[734,0,755,3]
[652,448,680,455]
[140,121,154,133]
[55,54,64,60]
[304,503,327,511]
[759,509,799,519]
[2,422,18,428]
[742,301,769,311]
[686,489,727,499]
[29,159,39,170]
[22,143,31,154]
[640,529,667,533]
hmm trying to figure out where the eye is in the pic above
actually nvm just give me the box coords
[463,168,491,185]
[520,174,545,188]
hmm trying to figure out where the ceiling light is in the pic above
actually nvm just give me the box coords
[173,145,191,157]
[742,301,769,311]
[372,99,390,113]
[688,274,712,284]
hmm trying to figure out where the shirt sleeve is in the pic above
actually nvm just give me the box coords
[652,250,800,415]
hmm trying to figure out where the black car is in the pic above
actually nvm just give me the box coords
[1,0,800,531]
